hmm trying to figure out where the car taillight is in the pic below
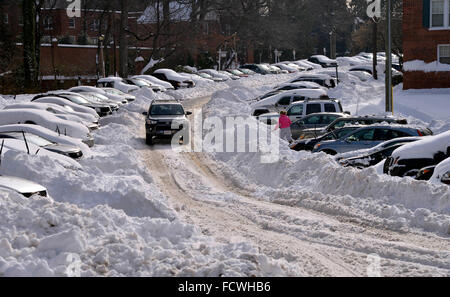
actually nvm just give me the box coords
[300,135,305,140]
[393,157,399,165]
[417,130,423,137]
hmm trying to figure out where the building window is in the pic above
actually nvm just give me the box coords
[431,0,450,28]
[18,15,23,26]
[44,16,53,30]
[91,20,100,31]
[438,45,450,64]
[3,13,8,24]
[69,18,75,29]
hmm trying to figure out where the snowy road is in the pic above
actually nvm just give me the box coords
[138,95,450,277]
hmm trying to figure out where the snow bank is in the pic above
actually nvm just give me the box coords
[0,189,295,276]
[203,80,450,235]
[0,89,300,277]
[404,60,450,72]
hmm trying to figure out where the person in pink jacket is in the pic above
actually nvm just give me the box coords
[275,110,293,143]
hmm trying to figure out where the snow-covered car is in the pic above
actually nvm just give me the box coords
[273,63,299,73]
[199,69,231,81]
[96,77,140,94]
[152,69,195,89]
[291,60,317,70]
[33,93,112,117]
[237,68,257,76]
[290,74,337,89]
[251,89,329,117]
[226,69,248,78]
[0,109,94,147]
[196,72,223,82]
[430,158,450,185]
[240,64,271,75]
[69,86,128,105]
[0,175,47,198]
[308,55,338,68]
[386,130,450,177]
[218,70,240,80]
[101,88,136,102]
[337,137,421,169]
[272,82,326,93]
[313,125,430,155]
[131,75,175,90]
[79,92,120,110]
[0,131,83,159]
[0,124,90,157]
[0,138,81,168]
[124,77,165,93]
[3,103,99,131]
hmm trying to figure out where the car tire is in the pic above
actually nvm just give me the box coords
[146,134,153,145]
[322,149,337,156]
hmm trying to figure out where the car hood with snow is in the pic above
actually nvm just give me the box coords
[0,175,48,197]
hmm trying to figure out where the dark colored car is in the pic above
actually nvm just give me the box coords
[240,64,272,75]
[386,147,449,177]
[299,116,412,140]
[33,93,112,117]
[313,126,430,155]
[144,100,192,145]
[340,143,409,169]
[290,126,360,152]
[290,113,347,140]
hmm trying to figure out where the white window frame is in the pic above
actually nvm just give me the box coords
[437,44,450,64]
[430,0,450,30]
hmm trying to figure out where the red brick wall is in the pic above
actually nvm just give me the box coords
[403,0,450,89]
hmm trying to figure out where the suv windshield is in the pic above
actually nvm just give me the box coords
[150,104,185,116]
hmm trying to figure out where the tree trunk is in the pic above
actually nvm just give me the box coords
[23,0,38,90]
[119,0,129,77]
[372,20,378,80]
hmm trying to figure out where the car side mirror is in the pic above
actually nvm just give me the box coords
[186,111,192,116]
[142,111,148,116]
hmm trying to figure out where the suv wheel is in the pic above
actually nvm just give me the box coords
[146,134,153,145]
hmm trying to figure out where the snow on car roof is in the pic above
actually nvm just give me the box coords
[431,157,450,185]
[392,130,450,160]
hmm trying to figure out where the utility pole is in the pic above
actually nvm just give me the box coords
[385,0,393,113]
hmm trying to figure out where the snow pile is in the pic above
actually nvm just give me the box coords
[0,91,300,277]
[203,80,450,235]
[431,158,450,185]
[0,190,295,276]
[404,60,450,72]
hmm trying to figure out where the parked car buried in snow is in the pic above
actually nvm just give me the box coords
[385,130,450,178]
[0,109,94,147]
[96,77,140,94]
[0,175,48,198]
[152,69,195,89]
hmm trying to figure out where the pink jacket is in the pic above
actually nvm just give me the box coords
[276,115,292,129]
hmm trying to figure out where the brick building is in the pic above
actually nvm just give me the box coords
[1,0,253,91]
[403,0,450,89]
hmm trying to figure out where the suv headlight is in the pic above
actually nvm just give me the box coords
[442,172,450,185]
[146,119,158,125]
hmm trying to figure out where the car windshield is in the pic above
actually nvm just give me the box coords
[132,79,149,87]
[62,95,90,104]
[2,132,54,147]
[150,104,185,116]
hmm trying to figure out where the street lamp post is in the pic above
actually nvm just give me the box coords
[99,35,106,78]
[385,0,393,113]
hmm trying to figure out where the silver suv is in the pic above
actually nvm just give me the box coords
[144,100,191,145]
